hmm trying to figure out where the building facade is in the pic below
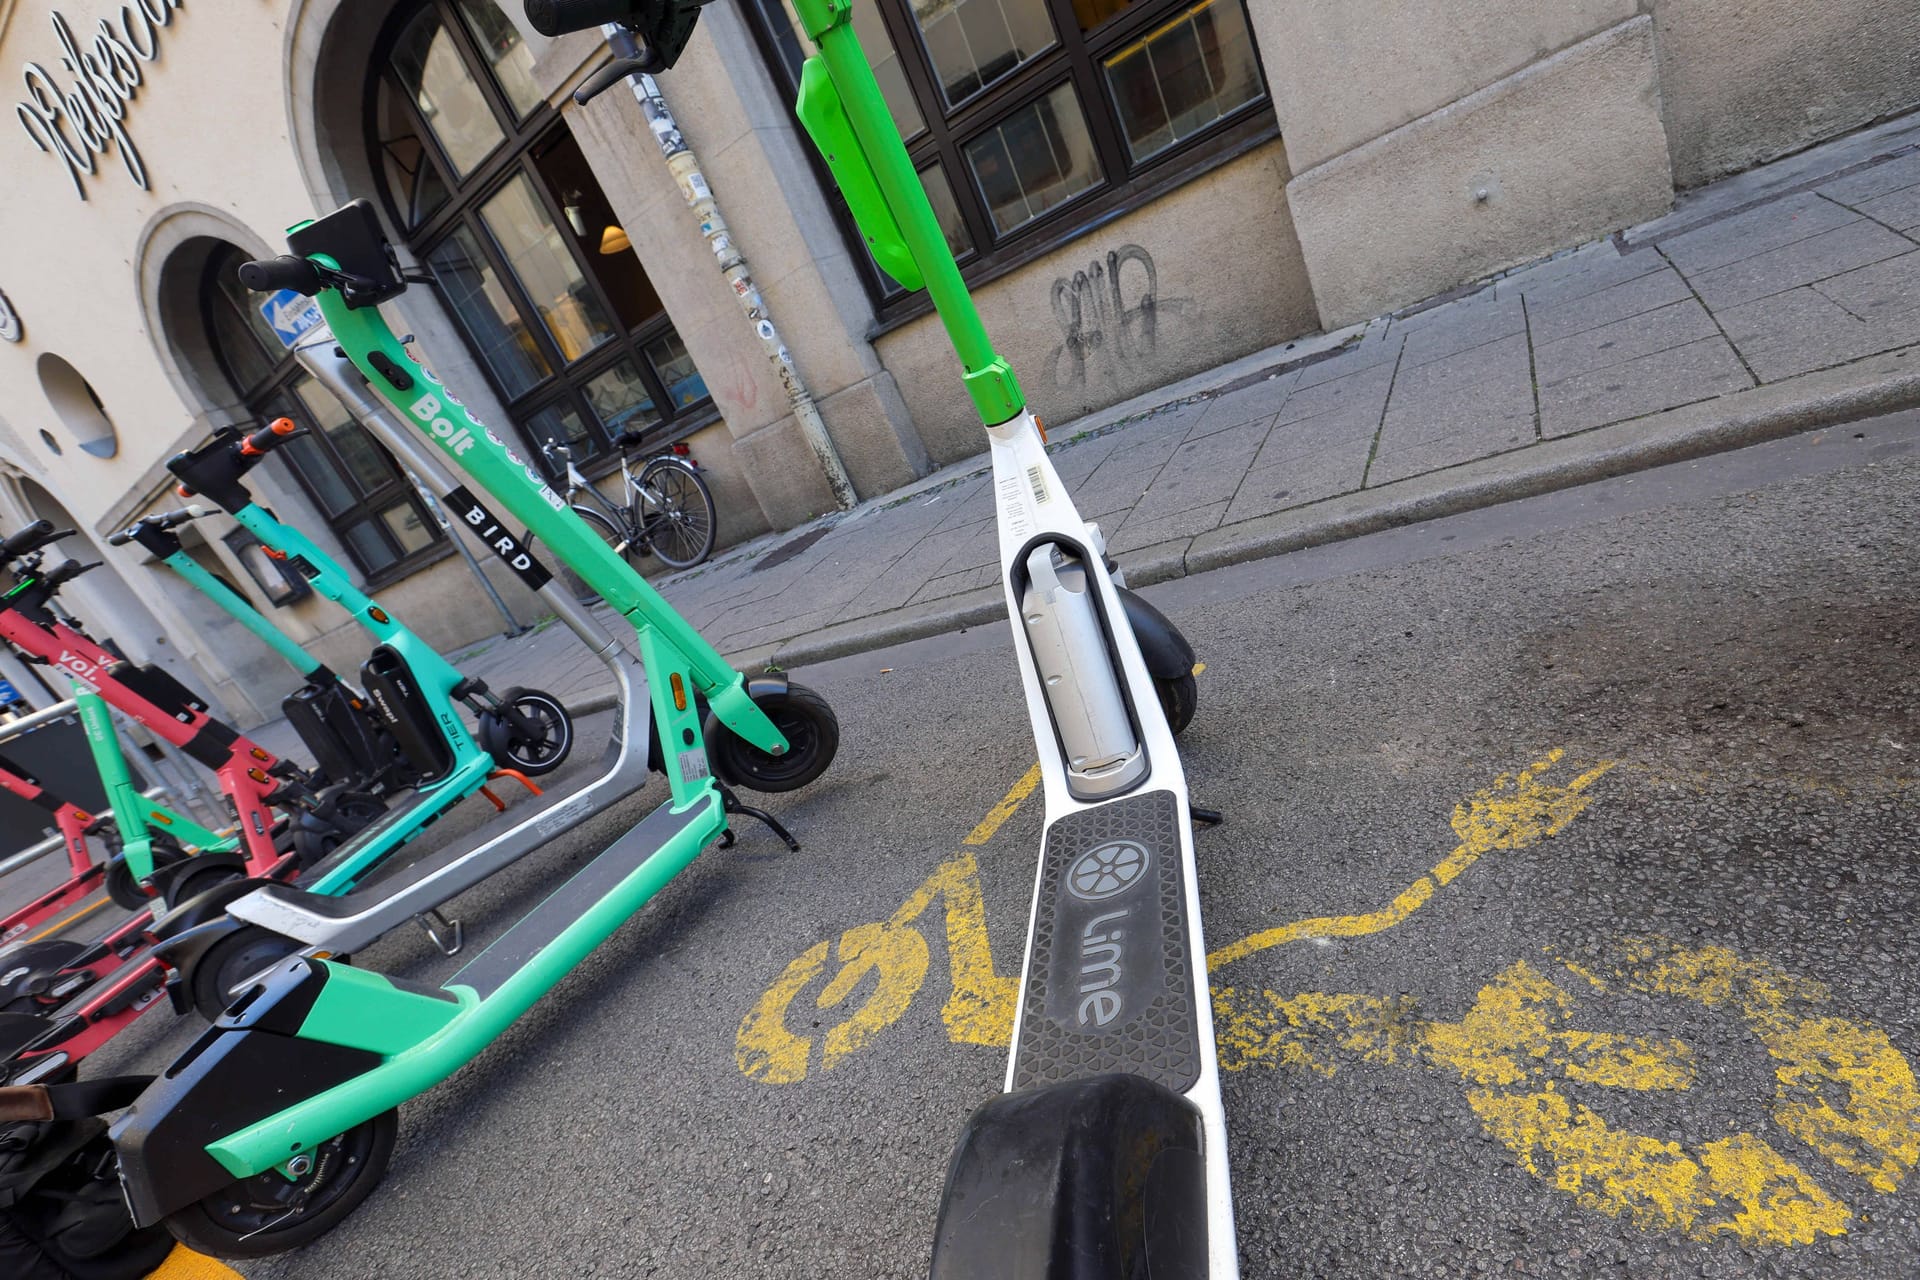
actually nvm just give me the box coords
[0,0,1913,728]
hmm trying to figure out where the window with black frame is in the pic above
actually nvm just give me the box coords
[748,0,1272,309]
[201,244,443,585]
[370,0,712,474]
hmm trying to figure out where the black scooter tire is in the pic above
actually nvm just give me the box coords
[1156,672,1198,737]
[0,939,90,1015]
[290,792,389,869]
[162,1109,398,1259]
[162,864,243,914]
[477,687,574,778]
[708,681,838,793]
[188,925,304,1022]
[106,836,187,911]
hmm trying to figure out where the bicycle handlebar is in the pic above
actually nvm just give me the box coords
[0,521,72,563]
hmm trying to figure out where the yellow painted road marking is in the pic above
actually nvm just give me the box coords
[1215,937,1920,1248]
[963,763,1041,847]
[150,1243,243,1278]
[1208,750,1615,970]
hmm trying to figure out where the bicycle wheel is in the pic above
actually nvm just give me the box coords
[570,503,643,570]
[635,459,717,569]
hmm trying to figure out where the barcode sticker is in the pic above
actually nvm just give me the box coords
[1027,465,1050,505]
[679,750,711,784]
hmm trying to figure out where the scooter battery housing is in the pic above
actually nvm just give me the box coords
[283,681,396,790]
[359,646,453,783]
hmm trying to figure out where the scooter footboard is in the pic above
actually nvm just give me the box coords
[928,1073,1209,1279]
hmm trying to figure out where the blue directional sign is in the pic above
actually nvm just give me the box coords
[0,680,21,706]
[259,289,328,349]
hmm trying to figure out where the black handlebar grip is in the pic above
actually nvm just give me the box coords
[0,520,55,560]
[241,418,305,458]
[237,255,323,296]
[107,528,132,546]
[525,0,640,37]
[43,560,97,589]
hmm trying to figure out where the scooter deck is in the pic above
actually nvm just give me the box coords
[1012,789,1200,1092]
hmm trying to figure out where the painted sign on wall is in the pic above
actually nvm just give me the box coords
[13,0,186,201]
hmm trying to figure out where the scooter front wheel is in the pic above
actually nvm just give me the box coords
[189,924,305,1022]
[1156,672,1198,737]
[708,681,839,793]
[106,836,188,911]
[162,1109,399,1259]
[478,687,574,777]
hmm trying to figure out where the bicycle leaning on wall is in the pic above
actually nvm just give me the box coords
[539,430,718,570]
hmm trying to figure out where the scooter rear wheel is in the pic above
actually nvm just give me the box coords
[163,864,244,913]
[106,836,188,911]
[290,791,390,869]
[708,681,839,793]
[162,1109,399,1259]
[189,925,305,1022]
[477,687,574,777]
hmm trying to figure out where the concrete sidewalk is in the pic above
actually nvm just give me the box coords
[437,111,1920,718]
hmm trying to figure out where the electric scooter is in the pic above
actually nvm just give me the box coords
[110,200,842,1255]
[532,4,1233,1275]
[0,752,103,945]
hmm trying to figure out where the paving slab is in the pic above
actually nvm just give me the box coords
[1812,249,1920,323]
[1507,242,1668,308]
[1221,438,1374,525]
[1523,266,1695,345]
[1184,368,1300,439]
[1683,218,1914,309]
[1108,500,1226,555]
[1375,334,1534,462]
[1656,190,1860,274]
[1397,291,1526,369]
[1718,286,1918,382]
[1859,185,1920,231]
[1274,359,1396,428]
[1539,335,1753,437]
[1126,418,1270,525]
[1816,149,1920,205]
[1532,297,1722,389]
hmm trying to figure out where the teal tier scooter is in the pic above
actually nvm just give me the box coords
[524,5,1233,1277]
[111,200,840,1255]
[110,453,573,1018]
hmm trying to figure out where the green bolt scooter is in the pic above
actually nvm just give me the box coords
[111,203,840,1253]
[527,4,1234,1276]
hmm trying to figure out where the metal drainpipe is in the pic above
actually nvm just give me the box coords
[599,24,858,512]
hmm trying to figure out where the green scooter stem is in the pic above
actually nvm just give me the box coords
[73,681,232,880]
[307,291,786,766]
[792,0,1022,427]
[159,549,319,679]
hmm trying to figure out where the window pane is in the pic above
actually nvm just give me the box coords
[293,377,395,496]
[281,436,358,517]
[910,0,1055,106]
[341,519,401,575]
[532,130,666,333]
[1071,0,1134,33]
[921,160,974,258]
[963,83,1102,235]
[522,400,597,466]
[480,175,617,364]
[1103,0,1263,163]
[378,501,437,556]
[391,8,506,177]
[584,359,658,437]
[428,224,553,398]
[643,333,707,411]
[376,81,451,228]
[455,0,543,117]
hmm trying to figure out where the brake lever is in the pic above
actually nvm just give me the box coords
[573,54,655,106]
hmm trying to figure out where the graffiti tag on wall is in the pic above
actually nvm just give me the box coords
[1047,244,1187,390]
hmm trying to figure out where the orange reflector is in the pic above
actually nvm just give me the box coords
[670,672,687,712]
[149,812,172,826]
[1035,416,1047,442]
[248,768,269,784]
[368,606,389,624]
[250,747,270,761]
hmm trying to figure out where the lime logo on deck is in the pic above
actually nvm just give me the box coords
[1067,840,1148,901]
[406,393,478,457]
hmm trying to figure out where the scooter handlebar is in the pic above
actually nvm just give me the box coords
[241,418,307,458]
[237,255,323,297]
[41,560,99,590]
[524,0,642,37]
[0,521,72,563]
[109,507,202,551]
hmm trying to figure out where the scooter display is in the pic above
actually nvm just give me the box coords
[524,4,1233,1275]
[110,200,841,1256]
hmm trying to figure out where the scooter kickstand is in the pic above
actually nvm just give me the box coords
[414,908,463,956]
[1189,805,1224,828]
[718,784,801,852]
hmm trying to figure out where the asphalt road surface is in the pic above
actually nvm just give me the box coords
[44,409,1920,1277]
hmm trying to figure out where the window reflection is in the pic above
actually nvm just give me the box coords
[1103,0,1262,163]
[910,0,1055,105]
[428,225,554,398]
[454,0,543,117]
[480,175,617,363]
[391,8,506,176]
[585,359,658,436]
[964,82,1102,234]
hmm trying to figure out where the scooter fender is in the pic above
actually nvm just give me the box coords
[1116,586,1196,682]
[702,672,790,754]
[143,852,247,906]
[928,1072,1209,1279]
[110,957,381,1225]
[148,878,266,943]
